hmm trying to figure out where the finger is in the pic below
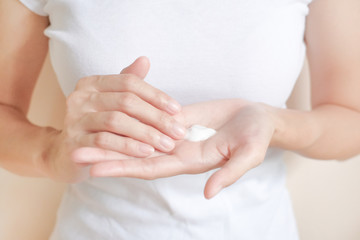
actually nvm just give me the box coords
[78,111,177,152]
[71,147,137,164]
[120,56,150,79]
[90,74,181,115]
[90,154,183,179]
[77,133,155,160]
[86,93,186,139]
[74,56,180,114]
[204,143,267,199]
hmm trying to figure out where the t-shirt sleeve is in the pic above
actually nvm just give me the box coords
[18,0,48,16]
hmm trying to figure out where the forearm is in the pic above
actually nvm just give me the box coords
[184,99,360,160]
[270,103,360,160]
[0,104,59,177]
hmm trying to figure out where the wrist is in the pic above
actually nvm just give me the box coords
[262,104,320,152]
[38,127,62,179]
[257,103,285,148]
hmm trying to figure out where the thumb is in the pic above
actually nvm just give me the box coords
[120,56,150,79]
[203,143,267,199]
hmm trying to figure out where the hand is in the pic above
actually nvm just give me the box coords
[90,102,276,199]
[45,56,186,182]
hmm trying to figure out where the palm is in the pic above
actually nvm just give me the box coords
[91,101,274,198]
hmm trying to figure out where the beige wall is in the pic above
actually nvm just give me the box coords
[0,57,360,239]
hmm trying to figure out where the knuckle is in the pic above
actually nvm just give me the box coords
[121,74,138,91]
[88,92,98,103]
[122,139,136,153]
[119,92,137,109]
[76,75,97,90]
[64,126,78,140]
[93,132,111,148]
[66,91,86,108]
[158,112,172,129]
[104,112,122,131]
[158,93,170,108]
[158,111,170,123]
[144,128,159,143]
[75,77,87,90]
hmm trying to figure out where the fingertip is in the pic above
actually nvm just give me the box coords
[159,135,176,152]
[170,122,187,140]
[138,143,155,156]
[204,183,223,200]
[204,172,223,199]
[137,56,150,66]
[121,56,151,78]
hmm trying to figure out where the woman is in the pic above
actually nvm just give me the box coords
[0,0,359,239]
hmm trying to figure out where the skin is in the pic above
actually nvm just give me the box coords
[0,0,359,199]
[0,0,187,181]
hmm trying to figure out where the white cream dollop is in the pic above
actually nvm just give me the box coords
[184,125,217,142]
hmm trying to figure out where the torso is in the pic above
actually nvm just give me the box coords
[44,0,312,239]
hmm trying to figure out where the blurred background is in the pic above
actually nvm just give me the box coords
[0,56,360,240]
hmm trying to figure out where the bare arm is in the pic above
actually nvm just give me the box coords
[0,0,55,176]
[271,0,360,160]
[0,1,186,181]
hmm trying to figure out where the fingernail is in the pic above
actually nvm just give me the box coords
[160,136,175,150]
[172,122,186,137]
[167,100,181,114]
[139,144,155,155]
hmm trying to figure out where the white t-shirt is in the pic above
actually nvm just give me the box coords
[20,0,312,239]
